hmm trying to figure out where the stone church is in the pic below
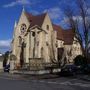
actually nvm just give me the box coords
[11,8,82,70]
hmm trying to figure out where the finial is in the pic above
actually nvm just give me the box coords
[22,6,25,12]
[44,9,48,13]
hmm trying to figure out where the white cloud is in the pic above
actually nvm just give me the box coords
[43,7,66,27]
[0,39,12,53]
[87,8,90,15]
[44,7,63,20]
[62,16,83,25]
[3,0,30,8]
[0,39,11,48]
[17,0,30,5]
[30,10,39,15]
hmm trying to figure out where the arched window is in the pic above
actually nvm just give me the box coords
[19,36,22,45]
[32,32,35,37]
[41,47,44,58]
[20,24,27,34]
[47,25,49,30]
[33,47,35,58]
[37,41,39,46]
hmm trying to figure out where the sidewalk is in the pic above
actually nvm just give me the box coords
[76,75,90,81]
[0,71,90,82]
[10,69,60,79]
[0,71,60,80]
[0,72,24,80]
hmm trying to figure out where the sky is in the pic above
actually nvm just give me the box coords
[0,0,89,53]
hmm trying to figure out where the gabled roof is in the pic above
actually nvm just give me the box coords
[53,24,75,45]
[25,12,47,28]
[63,29,75,45]
[24,11,75,45]
[53,24,64,40]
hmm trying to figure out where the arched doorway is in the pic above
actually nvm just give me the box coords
[41,47,44,58]
[20,42,25,67]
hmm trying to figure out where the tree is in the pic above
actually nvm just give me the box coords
[74,55,87,67]
[63,0,90,59]
[3,51,9,67]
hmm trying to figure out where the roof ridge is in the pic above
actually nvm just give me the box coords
[25,12,47,28]
[25,11,47,17]
[53,24,64,30]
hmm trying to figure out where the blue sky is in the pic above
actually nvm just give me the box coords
[0,0,89,53]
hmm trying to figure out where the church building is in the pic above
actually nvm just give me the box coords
[11,8,82,70]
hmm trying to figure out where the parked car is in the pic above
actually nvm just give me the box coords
[4,64,10,72]
[83,64,90,74]
[60,65,77,76]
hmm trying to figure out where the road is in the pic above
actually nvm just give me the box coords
[0,73,90,90]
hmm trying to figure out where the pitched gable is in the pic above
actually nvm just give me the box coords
[63,29,75,45]
[53,24,64,40]
[53,24,75,45]
[24,11,75,45]
[25,12,46,28]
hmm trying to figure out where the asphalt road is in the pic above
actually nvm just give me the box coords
[0,73,90,90]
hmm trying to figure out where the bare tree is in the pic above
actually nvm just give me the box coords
[63,0,90,59]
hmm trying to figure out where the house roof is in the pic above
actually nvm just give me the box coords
[53,24,75,45]
[25,12,75,45]
[53,24,64,40]
[63,29,75,45]
[25,12,46,28]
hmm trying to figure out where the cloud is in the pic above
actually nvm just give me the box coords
[0,39,11,53]
[44,7,63,20]
[17,0,30,5]
[30,10,39,15]
[43,7,66,27]
[3,0,30,8]
[61,16,83,25]
[87,8,90,15]
[0,39,11,48]
[61,14,90,29]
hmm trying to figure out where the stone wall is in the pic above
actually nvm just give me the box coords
[29,58,44,70]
